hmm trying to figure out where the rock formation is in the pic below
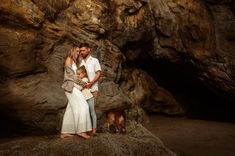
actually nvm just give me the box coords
[0,0,234,135]
[0,121,176,156]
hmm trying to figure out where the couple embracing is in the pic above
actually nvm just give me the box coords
[61,43,101,139]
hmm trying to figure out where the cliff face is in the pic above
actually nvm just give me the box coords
[0,0,234,133]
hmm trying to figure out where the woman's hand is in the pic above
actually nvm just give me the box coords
[83,82,93,89]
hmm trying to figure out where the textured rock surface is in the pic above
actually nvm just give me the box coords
[120,68,183,115]
[0,0,234,134]
[0,122,176,156]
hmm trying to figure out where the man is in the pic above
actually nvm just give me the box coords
[79,43,101,135]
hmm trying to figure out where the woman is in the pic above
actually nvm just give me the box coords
[61,47,92,139]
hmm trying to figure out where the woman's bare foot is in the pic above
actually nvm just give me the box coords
[60,134,74,138]
[77,132,91,139]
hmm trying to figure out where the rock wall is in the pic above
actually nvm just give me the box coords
[0,0,234,133]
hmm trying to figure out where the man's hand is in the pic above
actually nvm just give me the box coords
[83,82,93,89]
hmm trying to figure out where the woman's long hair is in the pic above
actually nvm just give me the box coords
[67,47,79,64]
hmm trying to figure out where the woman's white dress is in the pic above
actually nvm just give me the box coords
[61,63,92,134]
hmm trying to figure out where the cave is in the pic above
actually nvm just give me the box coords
[140,57,235,122]
[122,40,235,122]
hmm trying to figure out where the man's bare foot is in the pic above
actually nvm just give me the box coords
[60,134,74,138]
[77,132,90,139]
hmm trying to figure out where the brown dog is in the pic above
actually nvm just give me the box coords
[106,110,125,134]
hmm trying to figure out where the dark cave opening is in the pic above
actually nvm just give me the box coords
[141,59,235,121]
[122,42,235,122]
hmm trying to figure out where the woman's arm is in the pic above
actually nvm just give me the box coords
[64,57,86,86]
[65,57,72,67]
[75,78,87,87]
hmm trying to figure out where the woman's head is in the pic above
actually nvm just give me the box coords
[76,66,87,79]
[67,47,80,62]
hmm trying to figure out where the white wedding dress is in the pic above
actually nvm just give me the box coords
[61,62,92,134]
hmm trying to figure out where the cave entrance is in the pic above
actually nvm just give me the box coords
[122,41,235,122]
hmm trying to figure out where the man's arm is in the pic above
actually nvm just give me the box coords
[84,71,101,88]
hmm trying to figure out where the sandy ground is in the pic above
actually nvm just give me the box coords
[143,115,235,156]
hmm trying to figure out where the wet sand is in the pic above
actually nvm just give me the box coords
[143,115,235,156]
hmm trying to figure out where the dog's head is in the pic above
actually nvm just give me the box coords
[106,110,126,134]
[106,112,115,124]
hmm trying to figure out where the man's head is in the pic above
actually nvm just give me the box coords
[79,43,90,59]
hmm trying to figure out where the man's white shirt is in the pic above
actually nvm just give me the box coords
[80,55,101,92]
